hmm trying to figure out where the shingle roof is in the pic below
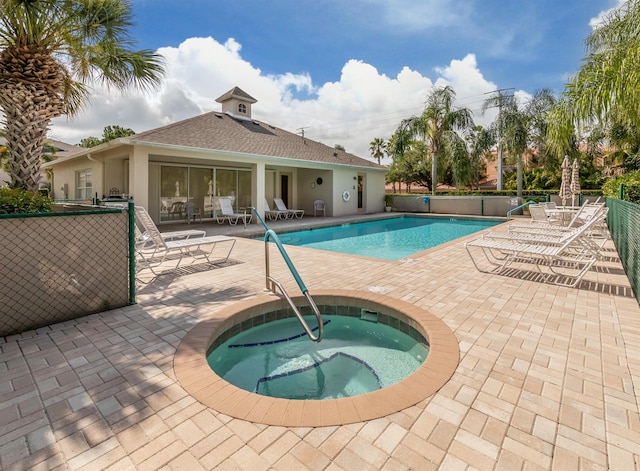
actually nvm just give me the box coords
[131,111,383,169]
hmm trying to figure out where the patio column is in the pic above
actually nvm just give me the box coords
[129,147,149,208]
[252,162,265,222]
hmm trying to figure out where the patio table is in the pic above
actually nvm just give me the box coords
[544,207,580,226]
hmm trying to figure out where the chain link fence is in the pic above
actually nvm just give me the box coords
[607,197,640,304]
[1,203,134,337]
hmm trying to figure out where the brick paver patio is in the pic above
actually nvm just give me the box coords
[1,216,639,470]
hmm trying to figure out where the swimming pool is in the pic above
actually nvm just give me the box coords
[276,216,501,260]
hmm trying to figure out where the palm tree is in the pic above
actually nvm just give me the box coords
[396,86,474,194]
[501,102,529,197]
[548,0,640,157]
[524,89,557,170]
[485,89,557,196]
[466,125,494,189]
[0,0,165,192]
[369,137,386,164]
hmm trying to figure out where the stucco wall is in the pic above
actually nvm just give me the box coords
[298,168,333,215]
[390,195,520,217]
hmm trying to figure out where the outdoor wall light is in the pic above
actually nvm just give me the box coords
[316,177,323,185]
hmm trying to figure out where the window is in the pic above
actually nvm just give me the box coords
[238,103,247,114]
[75,169,92,199]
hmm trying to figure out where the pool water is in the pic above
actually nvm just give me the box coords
[276,216,501,260]
[207,315,429,400]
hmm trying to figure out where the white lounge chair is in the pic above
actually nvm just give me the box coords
[465,211,606,288]
[263,198,288,220]
[274,197,304,219]
[135,205,205,241]
[509,201,596,233]
[134,206,235,276]
[484,207,609,249]
[215,198,252,227]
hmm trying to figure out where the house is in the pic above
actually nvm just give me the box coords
[44,87,387,223]
[0,139,83,192]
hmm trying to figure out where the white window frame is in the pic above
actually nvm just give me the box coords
[75,169,92,199]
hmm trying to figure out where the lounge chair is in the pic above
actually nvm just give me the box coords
[509,201,598,232]
[263,198,288,220]
[274,197,304,219]
[135,205,205,241]
[483,207,609,250]
[215,198,252,227]
[465,211,606,288]
[134,206,235,275]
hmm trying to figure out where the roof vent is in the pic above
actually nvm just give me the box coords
[215,114,223,119]
[333,152,338,157]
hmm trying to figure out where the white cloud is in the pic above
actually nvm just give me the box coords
[50,36,501,160]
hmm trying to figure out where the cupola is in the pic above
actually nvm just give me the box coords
[215,87,257,120]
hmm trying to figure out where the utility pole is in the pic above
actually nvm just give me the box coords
[484,88,514,191]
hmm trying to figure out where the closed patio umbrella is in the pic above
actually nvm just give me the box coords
[559,155,572,206]
[570,158,581,206]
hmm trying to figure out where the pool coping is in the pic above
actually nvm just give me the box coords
[174,290,460,427]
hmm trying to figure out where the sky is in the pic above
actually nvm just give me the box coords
[49,0,625,162]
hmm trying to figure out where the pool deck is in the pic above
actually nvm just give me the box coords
[2,213,640,470]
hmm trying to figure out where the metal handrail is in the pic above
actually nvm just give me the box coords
[251,208,324,342]
[507,200,536,219]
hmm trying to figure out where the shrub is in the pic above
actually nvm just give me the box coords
[601,170,640,203]
[0,188,53,214]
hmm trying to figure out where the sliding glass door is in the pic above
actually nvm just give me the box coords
[159,165,250,223]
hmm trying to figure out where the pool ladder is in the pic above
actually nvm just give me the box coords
[252,208,324,342]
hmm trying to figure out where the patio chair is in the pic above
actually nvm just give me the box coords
[135,206,205,241]
[135,213,236,276]
[528,204,555,224]
[314,199,326,217]
[169,201,185,219]
[216,197,252,227]
[274,197,304,219]
[263,198,288,220]
[465,211,606,288]
[185,200,202,224]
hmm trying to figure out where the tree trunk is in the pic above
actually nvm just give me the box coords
[0,47,65,192]
[432,153,438,195]
[0,82,62,192]
[517,154,523,197]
